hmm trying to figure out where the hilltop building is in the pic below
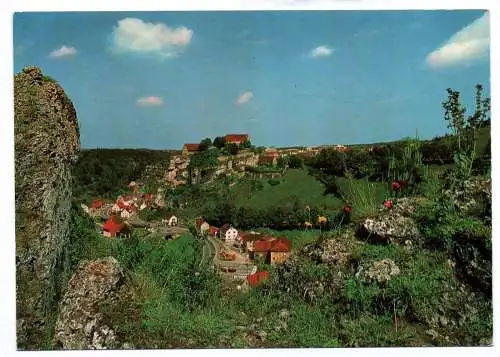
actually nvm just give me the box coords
[224,134,249,145]
[182,143,201,156]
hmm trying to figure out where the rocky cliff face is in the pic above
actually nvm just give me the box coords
[165,150,260,187]
[166,154,191,186]
[15,67,80,349]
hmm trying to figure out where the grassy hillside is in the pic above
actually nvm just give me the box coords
[231,169,389,217]
[231,169,342,210]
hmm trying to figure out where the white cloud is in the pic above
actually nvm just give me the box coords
[137,96,164,107]
[309,45,333,58]
[49,45,77,59]
[111,18,193,58]
[425,12,489,69]
[236,91,253,105]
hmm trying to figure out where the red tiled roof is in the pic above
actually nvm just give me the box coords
[253,236,291,252]
[263,151,279,158]
[103,216,124,235]
[240,232,263,242]
[254,240,273,252]
[117,201,127,210]
[143,193,153,200]
[224,134,249,143]
[273,237,292,252]
[209,226,219,236]
[247,271,269,287]
[184,143,200,152]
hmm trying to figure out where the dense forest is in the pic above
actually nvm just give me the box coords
[72,149,176,202]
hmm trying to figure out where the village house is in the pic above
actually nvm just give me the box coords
[195,217,205,230]
[221,225,239,243]
[335,144,350,152]
[120,209,132,220]
[239,231,263,252]
[209,226,219,238]
[224,134,249,146]
[248,235,291,265]
[90,199,104,210]
[247,270,269,287]
[259,149,280,166]
[102,215,125,238]
[162,214,178,227]
[200,221,210,235]
[182,143,201,156]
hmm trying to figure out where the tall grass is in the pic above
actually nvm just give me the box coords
[387,135,425,194]
[339,175,388,219]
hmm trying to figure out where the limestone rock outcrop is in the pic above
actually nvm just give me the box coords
[15,66,80,349]
[53,257,132,350]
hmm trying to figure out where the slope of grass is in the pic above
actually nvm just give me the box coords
[231,169,344,210]
[229,169,390,222]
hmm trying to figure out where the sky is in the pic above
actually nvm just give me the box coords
[13,10,491,149]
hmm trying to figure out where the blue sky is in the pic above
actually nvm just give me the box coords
[13,10,490,149]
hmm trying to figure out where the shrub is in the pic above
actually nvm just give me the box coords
[344,149,377,179]
[138,208,164,222]
[420,136,455,163]
[268,179,281,186]
[288,155,304,169]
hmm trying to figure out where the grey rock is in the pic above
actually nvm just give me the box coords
[53,257,128,349]
[479,337,492,346]
[356,259,400,284]
[255,330,267,341]
[357,213,421,244]
[279,309,290,320]
[425,329,440,339]
[15,66,80,349]
[438,315,449,327]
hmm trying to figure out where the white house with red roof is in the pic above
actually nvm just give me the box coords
[223,226,239,243]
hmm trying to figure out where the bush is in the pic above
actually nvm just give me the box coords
[268,179,281,186]
[138,207,165,222]
[420,136,455,163]
[288,155,304,169]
